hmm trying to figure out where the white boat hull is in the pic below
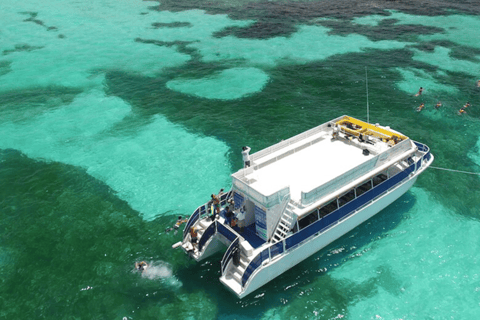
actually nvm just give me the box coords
[237,173,419,298]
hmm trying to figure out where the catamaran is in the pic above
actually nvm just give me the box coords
[172,115,433,298]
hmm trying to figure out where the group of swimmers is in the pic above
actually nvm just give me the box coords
[414,86,473,115]
[416,101,442,112]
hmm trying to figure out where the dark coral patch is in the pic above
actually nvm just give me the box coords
[152,22,192,28]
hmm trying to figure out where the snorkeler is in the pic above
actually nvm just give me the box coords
[165,216,188,234]
[416,103,425,112]
[135,261,148,272]
[435,102,442,109]
[463,102,471,109]
[414,87,423,96]
[458,107,467,115]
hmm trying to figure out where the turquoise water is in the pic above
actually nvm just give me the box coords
[1,0,480,318]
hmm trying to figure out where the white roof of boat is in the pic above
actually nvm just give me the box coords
[244,132,377,202]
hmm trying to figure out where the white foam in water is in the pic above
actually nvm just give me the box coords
[141,261,172,279]
[139,261,182,288]
[329,187,480,318]
[0,88,231,220]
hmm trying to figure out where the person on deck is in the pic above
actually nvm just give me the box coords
[224,206,234,226]
[242,146,251,168]
[190,227,198,245]
[236,208,246,233]
[211,194,220,220]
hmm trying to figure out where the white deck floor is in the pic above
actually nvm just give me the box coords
[245,137,374,202]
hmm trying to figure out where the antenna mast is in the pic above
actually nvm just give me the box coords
[366,66,369,124]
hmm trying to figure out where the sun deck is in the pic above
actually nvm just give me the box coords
[244,133,377,202]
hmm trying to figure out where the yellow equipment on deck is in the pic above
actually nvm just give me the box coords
[335,116,408,144]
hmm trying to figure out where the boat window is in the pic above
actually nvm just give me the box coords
[356,180,372,197]
[406,156,414,166]
[298,210,319,230]
[372,173,388,187]
[338,190,355,207]
[319,199,338,217]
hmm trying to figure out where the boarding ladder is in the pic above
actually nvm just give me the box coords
[223,245,251,291]
[271,202,296,244]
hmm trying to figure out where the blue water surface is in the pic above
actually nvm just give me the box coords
[1,0,480,318]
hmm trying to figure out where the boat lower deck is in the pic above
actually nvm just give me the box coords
[218,209,265,249]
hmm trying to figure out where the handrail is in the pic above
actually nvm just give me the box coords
[301,138,412,206]
[183,189,232,238]
[217,222,237,242]
[198,221,217,252]
[183,207,201,238]
[268,194,291,242]
[249,118,341,162]
[221,237,239,275]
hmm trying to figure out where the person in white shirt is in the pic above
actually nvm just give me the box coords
[242,146,251,168]
[235,208,246,233]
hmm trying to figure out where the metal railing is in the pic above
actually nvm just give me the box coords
[198,221,217,252]
[232,179,290,209]
[221,237,239,275]
[183,189,233,238]
[217,222,237,242]
[301,139,412,206]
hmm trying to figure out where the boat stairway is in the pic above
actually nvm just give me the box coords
[222,251,251,292]
[271,202,296,244]
[195,218,212,238]
[181,217,214,257]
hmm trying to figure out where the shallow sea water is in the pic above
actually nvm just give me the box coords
[1,0,480,319]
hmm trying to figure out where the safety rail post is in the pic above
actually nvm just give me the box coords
[221,237,239,275]
[183,207,200,238]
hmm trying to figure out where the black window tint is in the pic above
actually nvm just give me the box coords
[356,180,372,197]
[338,190,355,207]
[319,200,338,217]
[372,173,388,187]
[298,210,319,230]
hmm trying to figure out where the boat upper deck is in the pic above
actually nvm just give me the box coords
[246,133,377,202]
[232,116,415,209]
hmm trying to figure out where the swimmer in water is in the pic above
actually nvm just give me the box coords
[435,102,442,109]
[476,80,480,87]
[414,87,423,96]
[165,216,188,234]
[458,107,467,115]
[416,103,425,112]
[463,102,471,109]
[135,261,148,272]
